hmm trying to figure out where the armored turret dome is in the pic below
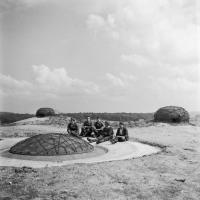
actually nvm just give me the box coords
[36,108,55,118]
[154,106,189,123]
[9,133,94,156]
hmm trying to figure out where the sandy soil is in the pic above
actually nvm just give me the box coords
[0,122,200,199]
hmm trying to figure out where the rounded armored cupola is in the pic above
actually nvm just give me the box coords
[154,106,189,123]
[9,133,94,156]
[36,108,55,118]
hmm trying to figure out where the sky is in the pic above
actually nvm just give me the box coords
[0,0,200,113]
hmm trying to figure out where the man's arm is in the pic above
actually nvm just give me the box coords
[83,121,93,127]
[100,122,105,130]
[116,128,120,136]
[109,127,114,137]
[95,122,105,130]
[67,123,71,133]
[124,128,129,141]
[75,124,79,131]
[82,121,87,128]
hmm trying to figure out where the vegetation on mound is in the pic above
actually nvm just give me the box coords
[0,112,154,126]
[0,112,34,125]
[62,112,154,122]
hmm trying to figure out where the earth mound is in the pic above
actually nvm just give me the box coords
[9,133,94,156]
[154,106,189,123]
[36,108,55,117]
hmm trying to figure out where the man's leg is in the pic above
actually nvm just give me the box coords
[94,130,102,138]
[97,136,112,144]
[87,133,103,143]
[81,127,91,137]
[110,136,118,144]
[79,128,86,137]
[117,136,126,142]
[87,137,97,143]
[85,127,95,137]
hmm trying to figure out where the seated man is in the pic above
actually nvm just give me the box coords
[111,122,129,144]
[93,117,104,137]
[87,121,114,144]
[67,118,79,136]
[80,116,94,137]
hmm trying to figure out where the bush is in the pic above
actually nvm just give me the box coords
[0,112,34,125]
[61,112,154,122]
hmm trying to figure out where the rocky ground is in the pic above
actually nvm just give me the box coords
[0,117,200,200]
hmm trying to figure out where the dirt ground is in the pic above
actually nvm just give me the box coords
[0,122,200,200]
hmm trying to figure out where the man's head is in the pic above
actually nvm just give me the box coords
[97,117,101,122]
[71,118,76,123]
[119,122,124,128]
[105,121,110,127]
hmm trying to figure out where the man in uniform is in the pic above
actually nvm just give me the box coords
[93,117,104,137]
[67,118,79,136]
[80,116,94,137]
[87,121,114,144]
[111,122,129,144]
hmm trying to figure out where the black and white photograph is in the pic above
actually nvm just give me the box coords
[0,0,199,199]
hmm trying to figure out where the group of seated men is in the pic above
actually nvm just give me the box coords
[67,116,129,144]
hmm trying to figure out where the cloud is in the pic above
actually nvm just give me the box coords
[148,75,198,92]
[106,72,136,87]
[106,73,125,87]
[0,64,139,102]
[87,0,200,75]
[87,0,199,65]
[121,54,153,67]
[0,73,33,96]
[0,0,51,8]
[86,14,119,40]
[86,14,106,30]
[0,0,55,17]
[0,65,99,98]
[87,0,200,96]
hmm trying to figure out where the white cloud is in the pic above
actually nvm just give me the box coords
[1,0,200,112]
[88,3,199,60]
[106,72,136,87]
[106,73,125,87]
[164,77,197,91]
[100,72,138,98]
[33,65,100,95]
[87,0,199,65]
[121,54,153,67]
[0,65,139,102]
[0,73,33,96]
[86,14,105,30]
[0,0,51,8]
[87,0,200,95]
[148,75,198,92]
[0,65,99,98]
[86,14,119,40]
[33,65,73,90]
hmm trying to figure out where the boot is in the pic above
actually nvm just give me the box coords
[110,138,117,144]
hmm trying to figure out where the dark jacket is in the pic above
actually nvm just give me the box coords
[67,123,79,132]
[116,127,129,141]
[83,121,93,127]
[102,126,114,137]
[94,121,104,129]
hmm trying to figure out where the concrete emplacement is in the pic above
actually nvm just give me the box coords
[0,133,161,168]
